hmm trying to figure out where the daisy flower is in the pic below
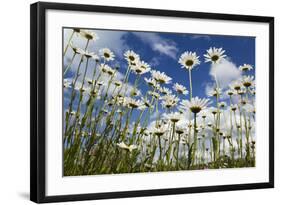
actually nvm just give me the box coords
[180,97,210,114]
[99,64,113,74]
[73,28,81,33]
[178,51,200,70]
[175,125,186,135]
[208,87,222,97]
[69,110,76,116]
[151,70,172,84]
[117,142,138,152]
[226,88,235,96]
[238,87,246,95]
[124,50,140,65]
[218,102,227,108]
[148,91,160,99]
[80,50,99,60]
[114,80,122,87]
[144,77,158,87]
[124,97,143,109]
[130,89,141,97]
[199,110,209,119]
[161,94,179,109]
[230,104,238,111]
[80,30,99,41]
[231,80,243,91]
[141,97,151,108]
[96,81,104,87]
[239,64,253,72]
[242,75,255,87]
[209,107,220,115]
[99,48,115,61]
[158,87,172,96]
[204,47,226,64]
[173,83,188,95]
[131,60,151,75]
[152,125,167,137]
[164,112,182,123]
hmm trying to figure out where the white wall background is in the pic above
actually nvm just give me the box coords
[0,0,279,204]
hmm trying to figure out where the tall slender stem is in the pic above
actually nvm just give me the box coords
[188,68,193,100]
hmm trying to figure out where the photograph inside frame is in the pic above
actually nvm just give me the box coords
[62,27,256,176]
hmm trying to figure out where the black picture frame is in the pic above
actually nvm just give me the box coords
[30,2,274,203]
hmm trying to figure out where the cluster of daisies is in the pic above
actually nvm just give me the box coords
[63,28,256,175]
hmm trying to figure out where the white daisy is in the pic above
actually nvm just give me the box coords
[117,142,138,152]
[226,88,235,96]
[99,64,114,75]
[151,70,172,84]
[80,30,99,41]
[164,112,182,123]
[230,104,238,112]
[99,48,115,61]
[152,125,167,137]
[231,80,243,91]
[218,102,227,108]
[131,60,151,75]
[200,110,208,119]
[141,97,151,108]
[73,28,81,33]
[178,51,200,70]
[207,87,222,97]
[209,107,220,115]
[124,97,143,109]
[114,80,122,87]
[124,50,140,65]
[106,66,116,76]
[175,125,186,135]
[242,75,255,87]
[130,89,142,97]
[204,47,226,64]
[158,87,172,96]
[148,91,160,99]
[161,94,179,109]
[180,97,210,114]
[144,77,158,87]
[239,64,253,72]
[173,83,188,95]
[80,50,99,60]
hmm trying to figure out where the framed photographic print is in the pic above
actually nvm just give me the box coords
[30,1,274,203]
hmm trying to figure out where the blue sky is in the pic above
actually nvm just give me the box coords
[121,31,255,99]
[63,28,255,124]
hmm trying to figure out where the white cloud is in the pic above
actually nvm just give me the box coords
[209,59,242,89]
[132,32,178,59]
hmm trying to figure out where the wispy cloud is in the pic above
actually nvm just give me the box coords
[132,32,178,59]
[209,59,242,89]
[190,34,211,41]
[149,57,161,66]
